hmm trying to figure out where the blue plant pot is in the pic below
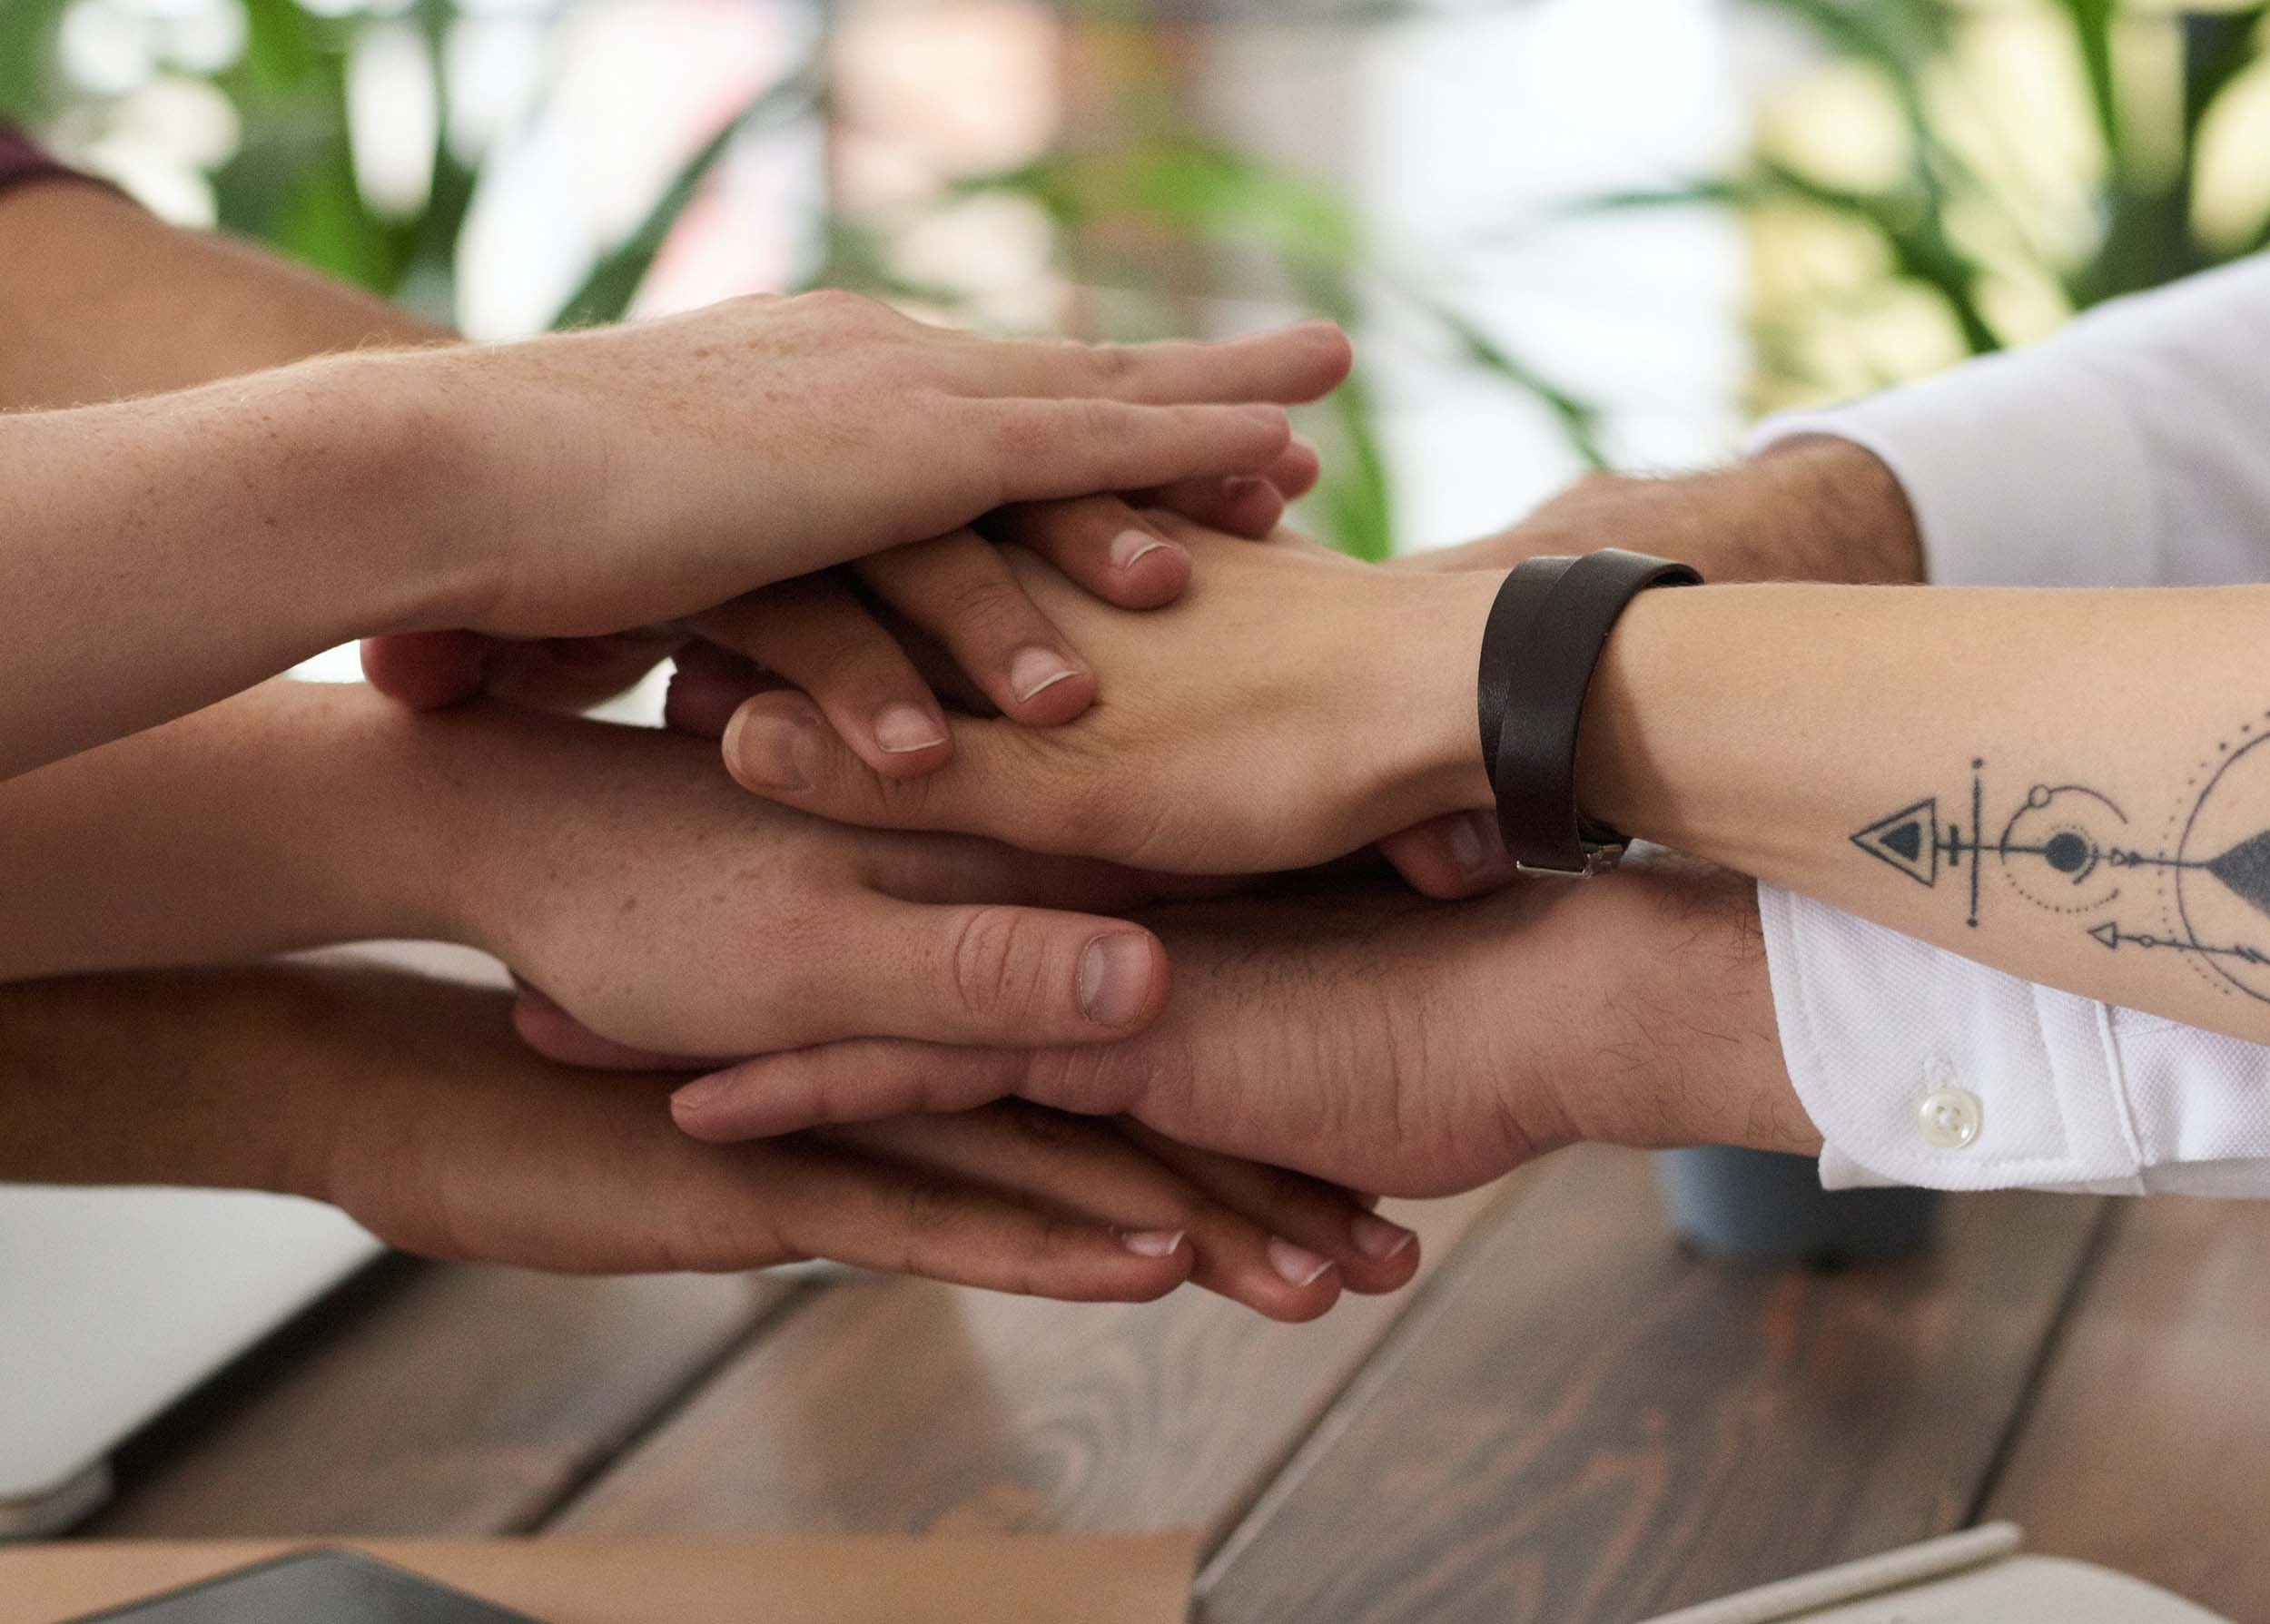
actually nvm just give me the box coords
[1654,1146,1939,1265]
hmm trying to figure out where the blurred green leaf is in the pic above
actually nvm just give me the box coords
[1408,290,1607,470]
[1314,370,1395,563]
[0,0,71,122]
[965,139,1362,269]
[551,67,820,330]
[2048,0,2121,159]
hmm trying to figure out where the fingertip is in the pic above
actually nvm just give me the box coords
[1077,928,1170,1035]
[1267,438,1323,502]
[360,630,488,710]
[669,1072,745,1140]
[1249,1264,1344,1324]
[1378,812,1515,899]
[1214,476,1287,539]
[864,701,955,779]
[1303,320,1356,386]
[1002,646,1096,726]
[1116,1251,1197,1304]
[1098,528,1191,608]
[721,691,827,799]
[1338,1216,1422,1295]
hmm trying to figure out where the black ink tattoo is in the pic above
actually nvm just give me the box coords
[1850,717,2270,1007]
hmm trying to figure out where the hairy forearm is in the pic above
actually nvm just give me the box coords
[1519,854,1817,1158]
[0,182,449,409]
[1578,584,2270,1044]
[1422,438,1927,586]
[0,681,458,980]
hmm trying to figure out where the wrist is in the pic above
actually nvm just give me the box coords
[1569,583,1681,842]
[289,683,490,949]
[1360,567,1504,831]
[1728,437,1924,585]
[288,349,516,636]
[1525,859,1816,1155]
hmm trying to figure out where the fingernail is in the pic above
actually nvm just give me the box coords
[1110,528,1172,574]
[1238,404,1288,430]
[1010,645,1079,703]
[1448,812,1494,878]
[1267,1236,1335,1288]
[1119,1228,1185,1259]
[873,702,948,754]
[725,705,817,792]
[1079,932,1153,1029]
[1350,1215,1417,1262]
[671,1073,730,1112]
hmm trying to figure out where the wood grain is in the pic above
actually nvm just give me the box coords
[545,1186,1517,1542]
[1986,1196,2270,1618]
[86,1257,797,1536]
[1198,1146,2108,1624]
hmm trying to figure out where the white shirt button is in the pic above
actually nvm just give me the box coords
[1918,1088,1983,1149]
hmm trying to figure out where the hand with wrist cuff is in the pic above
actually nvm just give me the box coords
[705,510,1695,891]
[710,513,1511,879]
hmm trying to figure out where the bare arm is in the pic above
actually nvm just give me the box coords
[1577,581,2270,1046]
[0,960,1411,1311]
[0,180,447,408]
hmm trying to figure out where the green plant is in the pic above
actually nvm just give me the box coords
[1584,0,2270,408]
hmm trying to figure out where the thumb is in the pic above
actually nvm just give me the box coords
[1376,811,1518,900]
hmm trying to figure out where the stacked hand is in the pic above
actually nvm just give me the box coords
[3,963,1416,1318]
[470,507,1813,1208]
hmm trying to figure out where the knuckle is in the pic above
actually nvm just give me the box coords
[1081,341,1135,382]
[1000,1098,1087,1152]
[992,402,1059,462]
[897,1175,967,1235]
[1022,1043,1140,1117]
[1049,778,1124,851]
[944,904,1045,1023]
[791,287,876,322]
[1071,396,1120,442]
[935,569,1027,633]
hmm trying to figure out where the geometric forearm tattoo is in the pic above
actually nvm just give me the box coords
[1851,710,2270,1005]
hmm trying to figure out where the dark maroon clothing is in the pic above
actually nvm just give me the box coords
[0,125,115,201]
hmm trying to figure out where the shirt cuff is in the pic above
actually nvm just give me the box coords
[1758,881,2147,1193]
[1746,346,2158,588]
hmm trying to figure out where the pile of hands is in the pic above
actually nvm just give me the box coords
[133,293,1797,1322]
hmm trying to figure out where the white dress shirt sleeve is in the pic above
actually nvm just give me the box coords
[1742,254,2270,1195]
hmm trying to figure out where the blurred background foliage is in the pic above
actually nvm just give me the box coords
[1702,0,2270,411]
[3,0,2265,556]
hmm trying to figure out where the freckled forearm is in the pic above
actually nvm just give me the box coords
[0,351,486,775]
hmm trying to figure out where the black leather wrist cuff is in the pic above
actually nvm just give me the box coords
[1477,548,1702,876]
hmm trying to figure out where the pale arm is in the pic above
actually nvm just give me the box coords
[1577,582,2270,1049]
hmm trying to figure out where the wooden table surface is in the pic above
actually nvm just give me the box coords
[76,1145,2267,1621]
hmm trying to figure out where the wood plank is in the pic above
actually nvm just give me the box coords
[86,1256,798,1537]
[1985,1196,2270,1618]
[546,1186,1515,1541]
[1199,1146,2107,1624]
